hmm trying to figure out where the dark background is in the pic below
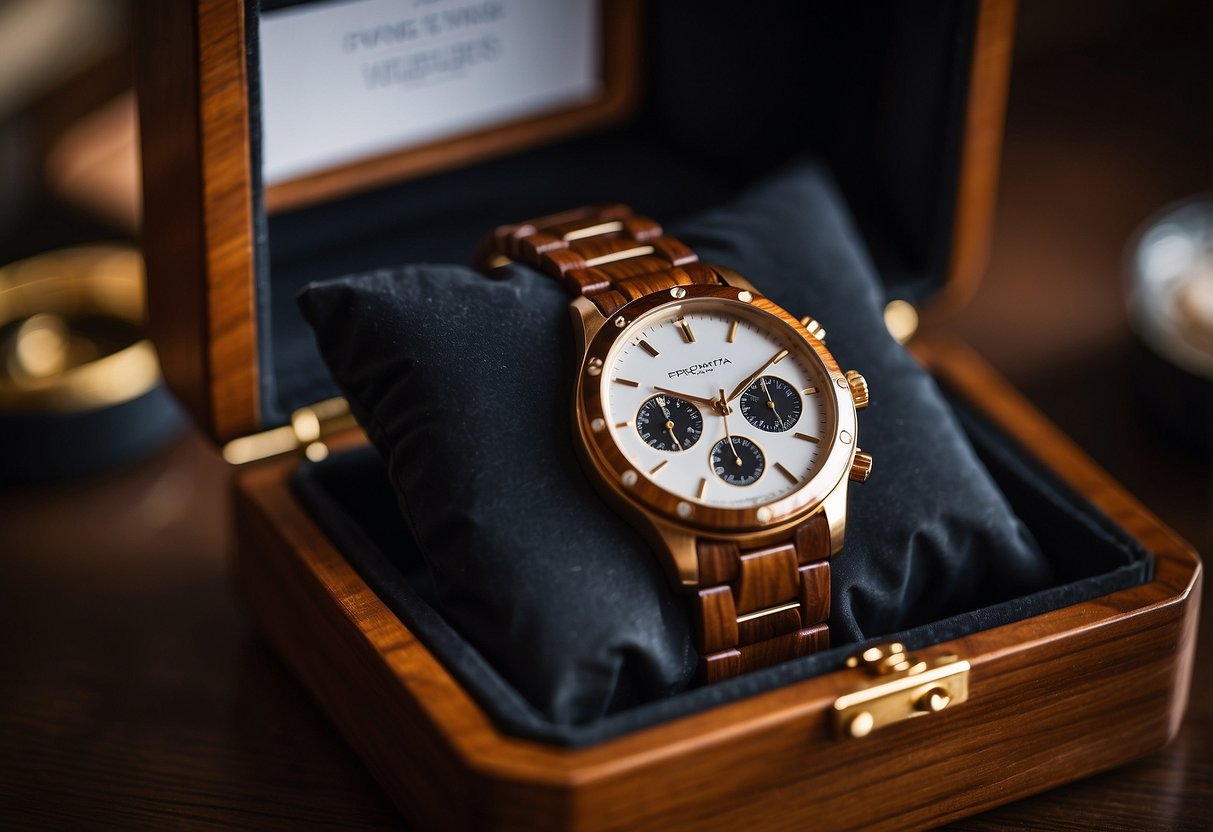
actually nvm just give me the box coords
[0,0,1210,828]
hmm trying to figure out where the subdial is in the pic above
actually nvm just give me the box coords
[635,395,703,452]
[709,436,766,486]
[739,375,802,432]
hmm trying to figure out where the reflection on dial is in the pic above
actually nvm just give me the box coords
[635,395,703,452]
[710,436,765,486]
[740,375,802,432]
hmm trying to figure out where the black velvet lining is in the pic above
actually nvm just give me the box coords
[290,395,1150,748]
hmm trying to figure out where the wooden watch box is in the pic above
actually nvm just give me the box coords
[135,1,1202,830]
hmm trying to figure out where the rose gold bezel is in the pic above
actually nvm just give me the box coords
[575,284,858,535]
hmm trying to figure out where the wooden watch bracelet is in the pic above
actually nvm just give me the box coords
[476,204,832,682]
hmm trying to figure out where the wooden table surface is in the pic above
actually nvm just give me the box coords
[2,3,1211,829]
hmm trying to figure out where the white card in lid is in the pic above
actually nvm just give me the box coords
[259,0,601,186]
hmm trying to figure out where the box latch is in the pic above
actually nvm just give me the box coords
[832,642,970,738]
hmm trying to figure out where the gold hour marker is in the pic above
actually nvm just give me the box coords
[794,432,820,443]
[638,339,660,357]
[726,321,738,343]
[677,317,696,343]
[775,462,799,485]
[772,348,789,364]
[697,477,708,499]
[613,377,640,387]
[615,421,630,429]
[649,460,668,476]
[802,386,818,396]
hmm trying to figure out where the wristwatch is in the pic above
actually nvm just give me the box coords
[475,204,871,683]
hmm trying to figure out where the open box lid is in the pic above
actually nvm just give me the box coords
[135,0,1015,445]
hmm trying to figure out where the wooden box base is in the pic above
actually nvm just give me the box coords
[232,334,1201,832]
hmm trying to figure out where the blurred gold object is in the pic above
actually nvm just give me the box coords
[0,245,159,412]
[7,313,70,380]
[883,299,920,345]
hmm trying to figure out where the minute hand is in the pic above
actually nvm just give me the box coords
[725,349,788,403]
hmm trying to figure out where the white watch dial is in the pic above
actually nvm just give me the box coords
[602,298,836,509]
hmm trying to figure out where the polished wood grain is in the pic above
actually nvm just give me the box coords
[263,0,643,214]
[231,332,1201,830]
[133,3,208,437]
[737,606,803,645]
[693,585,738,653]
[734,544,799,614]
[795,511,833,561]
[931,0,1018,318]
[798,561,832,623]
[692,521,834,680]
[696,539,740,585]
[135,0,261,443]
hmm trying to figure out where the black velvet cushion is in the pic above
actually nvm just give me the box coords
[298,160,1052,724]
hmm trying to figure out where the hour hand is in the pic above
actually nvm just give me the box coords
[652,386,718,408]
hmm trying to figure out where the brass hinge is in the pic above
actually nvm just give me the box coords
[221,397,357,465]
[832,642,970,738]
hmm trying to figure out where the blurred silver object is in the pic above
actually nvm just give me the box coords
[1129,195,1213,380]
[1127,195,1213,458]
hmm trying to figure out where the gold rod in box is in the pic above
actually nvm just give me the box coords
[222,397,357,465]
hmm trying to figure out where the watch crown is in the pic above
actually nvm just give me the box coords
[845,370,870,409]
[800,315,827,342]
[849,451,873,483]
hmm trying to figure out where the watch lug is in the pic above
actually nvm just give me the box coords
[649,517,700,587]
[569,295,607,355]
[819,475,850,556]
[708,264,761,296]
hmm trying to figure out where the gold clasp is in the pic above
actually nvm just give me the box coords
[832,642,970,738]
